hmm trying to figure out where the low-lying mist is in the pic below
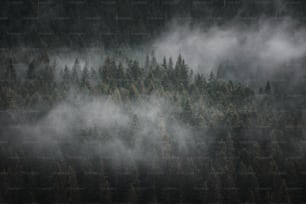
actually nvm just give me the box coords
[15,94,197,166]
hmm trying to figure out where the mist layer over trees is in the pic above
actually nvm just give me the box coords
[0,51,305,203]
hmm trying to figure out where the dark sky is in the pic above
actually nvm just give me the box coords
[0,0,305,48]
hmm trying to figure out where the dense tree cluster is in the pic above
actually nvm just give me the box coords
[0,54,305,203]
[0,54,254,114]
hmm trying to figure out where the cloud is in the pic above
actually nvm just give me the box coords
[152,18,306,73]
[17,94,194,165]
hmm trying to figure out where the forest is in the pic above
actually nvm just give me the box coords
[0,52,305,203]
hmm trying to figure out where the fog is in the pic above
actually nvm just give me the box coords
[3,18,306,83]
[4,18,306,165]
[152,18,306,74]
[16,94,196,165]
[44,18,306,82]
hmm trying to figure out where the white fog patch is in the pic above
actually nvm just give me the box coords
[259,33,306,64]
[18,95,194,164]
[152,19,306,73]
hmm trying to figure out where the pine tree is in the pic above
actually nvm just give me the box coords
[81,65,90,89]
[175,54,189,88]
[63,65,70,81]
[127,184,138,204]
[100,57,117,86]
[112,88,122,105]
[71,58,81,85]
[43,63,55,87]
[195,73,204,89]
[2,88,18,109]
[5,59,17,86]
[145,54,150,69]
[274,179,292,204]
[73,58,81,74]
[90,67,99,85]
[168,57,173,70]
[101,177,112,204]
[130,60,142,82]
[27,60,36,80]
[151,55,157,68]
[181,97,193,124]
[209,71,215,83]
[129,83,140,98]
[62,65,70,88]
[126,114,139,147]
[264,81,271,94]
[228,80,234,92]
[207,166,223,203]
[162,56,167,69]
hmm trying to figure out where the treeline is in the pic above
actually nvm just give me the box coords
[0,54,257,126]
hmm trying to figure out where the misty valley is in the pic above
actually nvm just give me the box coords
[2,0,306,203]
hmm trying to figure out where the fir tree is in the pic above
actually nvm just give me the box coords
[265,81,271,94]
[5,59,17,85]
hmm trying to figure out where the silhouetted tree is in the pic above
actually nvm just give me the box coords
[265,81,271,94]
